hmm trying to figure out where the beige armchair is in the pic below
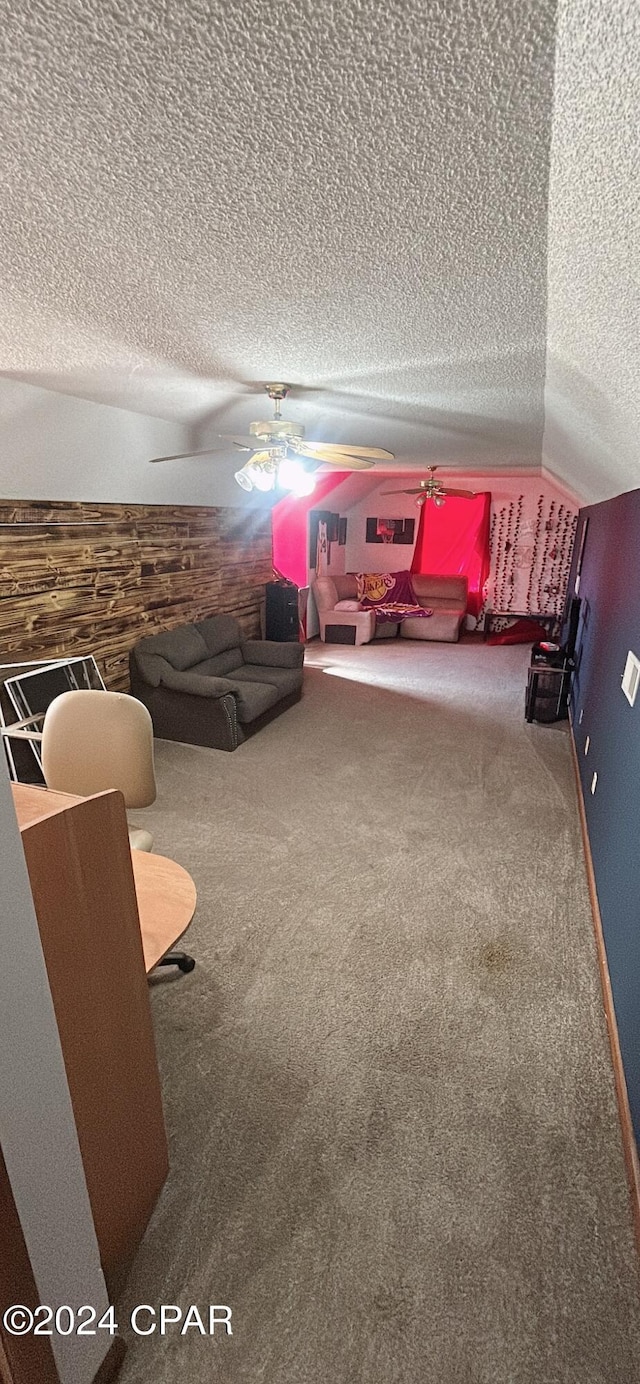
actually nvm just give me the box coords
[312,576,377,645]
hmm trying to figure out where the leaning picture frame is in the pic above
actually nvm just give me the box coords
[2,655,106,779]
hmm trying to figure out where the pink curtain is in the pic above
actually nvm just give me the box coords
[411,492,491,619]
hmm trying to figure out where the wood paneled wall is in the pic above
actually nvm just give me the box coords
[0,500,273,690]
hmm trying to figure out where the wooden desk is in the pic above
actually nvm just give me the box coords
[12,782,196,972]
[10,781,196,1290]
[133,849,196,971]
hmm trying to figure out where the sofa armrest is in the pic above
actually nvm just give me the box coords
[242,639,305,669]
[321,609,375,629]
[130,650,166,688]
[319,609,376,645]
[159,666,236,699]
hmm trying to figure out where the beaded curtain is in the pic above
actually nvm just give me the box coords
[484,494,577,623]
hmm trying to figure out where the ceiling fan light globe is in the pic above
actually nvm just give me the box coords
[433,494,445,507]
[249,466,276,492]
[234,467,254,491]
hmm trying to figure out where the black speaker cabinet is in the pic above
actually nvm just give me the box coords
[265,581,299,642]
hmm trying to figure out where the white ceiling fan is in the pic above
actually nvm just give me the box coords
[149,383,394,495]
[382,467,476,507]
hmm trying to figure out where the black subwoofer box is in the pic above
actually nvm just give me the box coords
[265,581,299,641]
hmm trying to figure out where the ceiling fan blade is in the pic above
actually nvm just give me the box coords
[319,456,376,470]
[304,442,395,461]
[295,442,374,469]
[149,448,230,463]
[380,488,425,495]
[441,487,477,498]
[219,435,260,450]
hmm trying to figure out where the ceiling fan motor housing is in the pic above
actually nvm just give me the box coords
[249,419,305,442]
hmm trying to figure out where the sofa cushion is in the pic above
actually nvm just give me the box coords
[241,639,304,669]
[157,665,237,697]
[223,676,281,723]
[333,575,359,601]
[232,664,303,698]
[136,623,208,670]
[312,577,339,613]
[335,599,363,611]
[421,597,466,613]
[195,615,243,656]
[412,573,468,604]
[400,611,463,642]
[191,649,243,678]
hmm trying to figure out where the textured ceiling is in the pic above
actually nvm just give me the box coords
[0,0,556,468]
[543,0,640,502]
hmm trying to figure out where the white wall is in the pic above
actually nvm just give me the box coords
[344,481,423,575]
[0,377,273,508]
[543,0,640,503]
[0,769,110,1384]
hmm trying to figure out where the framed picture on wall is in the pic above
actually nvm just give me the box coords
[365,517,415,545]
[338,518,347,546]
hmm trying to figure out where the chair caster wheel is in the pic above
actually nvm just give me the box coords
[157,950,196,974]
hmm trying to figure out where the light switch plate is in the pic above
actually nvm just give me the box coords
[622,651,640,707]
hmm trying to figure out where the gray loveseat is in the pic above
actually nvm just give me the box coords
[129,614,304,752]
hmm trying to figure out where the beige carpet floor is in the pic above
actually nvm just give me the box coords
[116,638,640,1383]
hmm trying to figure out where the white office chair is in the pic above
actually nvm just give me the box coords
[42,689,156,851]
[41,689,195,973]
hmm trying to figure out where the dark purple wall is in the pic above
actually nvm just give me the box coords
[567,488,640,1143]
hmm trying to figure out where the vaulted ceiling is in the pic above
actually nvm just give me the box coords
[1,0,557,472]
